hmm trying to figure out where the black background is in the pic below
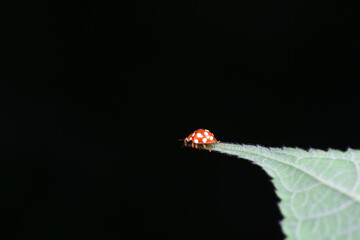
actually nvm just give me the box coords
[2,0,360,239]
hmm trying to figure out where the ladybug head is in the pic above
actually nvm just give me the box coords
[183,133,194,146]
[180,134,192,147]
[178,137,188,146]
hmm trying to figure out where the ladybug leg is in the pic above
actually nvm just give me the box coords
[203,144,211,152]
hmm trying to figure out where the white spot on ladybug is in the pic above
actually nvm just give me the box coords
[189,137,192,140]
[194,139,199,143]
[196,133,203,138]
[210,136,213,140]
[192,133,195,137]
[202,138,207,143]
[204,131,209,136]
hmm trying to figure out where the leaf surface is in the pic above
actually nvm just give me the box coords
[210,143,360,240]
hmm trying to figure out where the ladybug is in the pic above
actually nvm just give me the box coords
[183,129,220,151]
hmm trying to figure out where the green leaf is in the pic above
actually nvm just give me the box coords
[209,143,360,240]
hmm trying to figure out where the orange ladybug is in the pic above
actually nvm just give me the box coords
[184,129,220,151]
